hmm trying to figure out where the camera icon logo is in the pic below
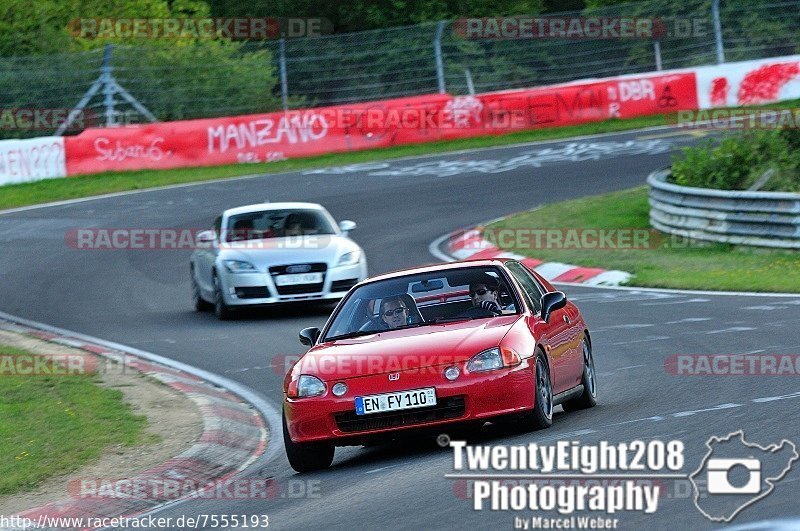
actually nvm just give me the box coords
[690,430,798,522]
[706,458,761,495]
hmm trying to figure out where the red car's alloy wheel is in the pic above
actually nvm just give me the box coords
[563,338,598,412]
[524,351,553,430]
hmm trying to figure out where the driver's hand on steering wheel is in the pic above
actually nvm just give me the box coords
[479,300,502,315]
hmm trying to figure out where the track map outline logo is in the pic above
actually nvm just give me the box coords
[689,430,798,523]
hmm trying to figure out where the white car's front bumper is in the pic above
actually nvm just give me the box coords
[218,261,366,306]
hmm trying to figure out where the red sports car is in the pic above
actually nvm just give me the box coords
[282,258,597,472]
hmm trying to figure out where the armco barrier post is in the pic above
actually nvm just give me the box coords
[712,0,726,64]
[465,68,475,95]
[279,38,289,112]
[101,45,115,127]
[434,20,446,94]
[653,40,662,71]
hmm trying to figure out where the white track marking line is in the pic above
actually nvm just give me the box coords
[611,335,670,345]
[671,403,743,417]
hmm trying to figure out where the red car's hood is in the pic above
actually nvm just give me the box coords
[297,315,522,381]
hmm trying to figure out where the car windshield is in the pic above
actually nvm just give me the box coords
[323,266,520,341]
[225,209,336,242]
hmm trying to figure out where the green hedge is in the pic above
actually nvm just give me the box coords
[670,129,800,192]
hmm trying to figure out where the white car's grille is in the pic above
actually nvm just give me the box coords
[270,263,327,295]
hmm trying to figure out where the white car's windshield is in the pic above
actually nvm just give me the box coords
[225,209,336,242]
[323,266,520,341]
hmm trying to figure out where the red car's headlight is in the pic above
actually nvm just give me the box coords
[466,347,521,372]
[287,375,327,398]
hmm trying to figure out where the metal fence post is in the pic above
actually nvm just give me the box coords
[712,0,725,64]
[101,44,116,126]
[279,38,289,111]
[434,21,446,94]
[653,40,662,71]
[464,68,475,95]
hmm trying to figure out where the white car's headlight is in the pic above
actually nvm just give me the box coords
[224,260,257,273]
[466,347,521,373]
[336,250,362,266]
[296,375,327,398]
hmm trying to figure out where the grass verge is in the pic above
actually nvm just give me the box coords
[0,345,150,495]
[487,187,800,292]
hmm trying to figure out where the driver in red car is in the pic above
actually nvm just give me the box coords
[380,296,411,329]
[458,276,514,318]
[470,281,503,314]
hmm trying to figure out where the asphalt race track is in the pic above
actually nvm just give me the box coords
[2,127,800,530]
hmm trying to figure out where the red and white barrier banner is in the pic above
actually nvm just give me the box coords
[63,72,696,176]
[474,71,697,130]
[695,55,800,109]
[64,94,456,175]
[0,136,66,185]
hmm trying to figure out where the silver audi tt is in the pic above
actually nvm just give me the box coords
[190,202,368,319]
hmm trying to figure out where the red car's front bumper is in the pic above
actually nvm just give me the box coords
[284,359,536,444]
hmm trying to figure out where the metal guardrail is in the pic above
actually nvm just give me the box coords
[647,168,800,249]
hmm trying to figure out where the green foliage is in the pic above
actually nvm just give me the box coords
[671,129,800,192]
[0,0,73,56]
[0,0,280,132]
[207,0,546,33]
[111,43,280,121]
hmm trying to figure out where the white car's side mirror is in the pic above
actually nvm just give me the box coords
[197,230,215,243]
[339,220,356,234]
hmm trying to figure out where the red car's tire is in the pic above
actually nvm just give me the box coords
[562,338,598,412]
[525,350,553,430]
[283,413,335,473]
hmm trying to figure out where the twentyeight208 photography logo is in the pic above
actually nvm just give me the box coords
[690,431,799,523]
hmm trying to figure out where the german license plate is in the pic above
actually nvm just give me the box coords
[274,272,323,286]
[354,387,437,415]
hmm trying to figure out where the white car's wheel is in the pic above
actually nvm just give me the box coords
[213,273,234,320]
[191,266,212,312]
